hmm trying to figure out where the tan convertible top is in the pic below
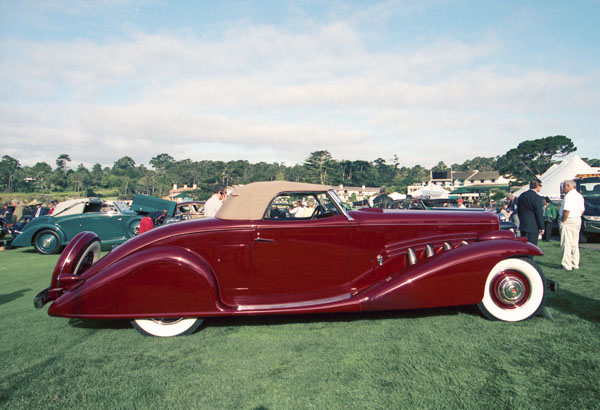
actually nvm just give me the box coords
[216,181,332,220]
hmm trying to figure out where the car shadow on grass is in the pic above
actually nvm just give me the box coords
[64,306,474,334]
[545,289,600,323]
[0,288,31,306]
[535,261,600,323]
[68,318,131,330]
[202,306,475,330]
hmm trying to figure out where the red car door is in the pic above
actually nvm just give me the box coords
[251,213,353,304]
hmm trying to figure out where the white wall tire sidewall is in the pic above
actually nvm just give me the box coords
[73,240,101,275]
[481,258,544,322]
[133,318,199,337]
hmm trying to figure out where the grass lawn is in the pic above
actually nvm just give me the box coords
[1,240,599,409]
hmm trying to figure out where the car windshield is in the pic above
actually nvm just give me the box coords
[263,190,349,220]
[113,201,132,214]
[578,178,600,198]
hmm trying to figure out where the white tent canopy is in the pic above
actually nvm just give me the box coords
[389,192,406,200]
[411,182,451,199]
[513,155,598,200]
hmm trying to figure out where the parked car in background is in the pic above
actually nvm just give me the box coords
[35,181,556,337]
[10,195,174,254]
[165,201,205,224]
[575,173,600,242]
[388,198,517,232]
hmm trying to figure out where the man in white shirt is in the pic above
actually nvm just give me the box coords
[289,201,303,218]
[204,185,227,217]
[559,180,585,270]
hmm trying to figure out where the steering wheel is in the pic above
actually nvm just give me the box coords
[311,205,326,219]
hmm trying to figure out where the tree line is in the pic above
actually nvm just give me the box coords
[1,135,597,201]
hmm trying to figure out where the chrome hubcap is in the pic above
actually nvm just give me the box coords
[495,277,526,305]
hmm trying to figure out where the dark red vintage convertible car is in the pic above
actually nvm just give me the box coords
[35,182,555,337]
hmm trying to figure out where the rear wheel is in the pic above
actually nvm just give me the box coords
[33,229,62,255]
[127,219,141,237]
[131,318,203,337]
[478,258,545,322]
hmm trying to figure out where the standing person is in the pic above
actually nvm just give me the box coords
[559,180,585,270]
[8,199,23,224]
[204,185,227,217]
[517,178,545,246]
[8,199,26,238]
[507,194,519,235]
[542,197,557,241]
[372,186,393,209]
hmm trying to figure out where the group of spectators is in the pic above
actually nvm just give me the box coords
[1,199,58,238]
[516,178,585,271]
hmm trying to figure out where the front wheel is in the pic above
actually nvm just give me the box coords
[477,258,545,322]
[131,318,203,337]
[33,229,63,255]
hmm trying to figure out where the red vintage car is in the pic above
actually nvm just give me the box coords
[34,181,555,337]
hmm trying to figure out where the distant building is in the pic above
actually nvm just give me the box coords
[168,184,197,202]
[334,185,380,205]
[407,170,513,200]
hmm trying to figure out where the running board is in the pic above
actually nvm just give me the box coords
[237,293,352,311]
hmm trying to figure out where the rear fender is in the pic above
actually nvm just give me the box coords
[11,222,66,247]
[364,238,542,311]
[50,245,221,318]
[36,231,99,309]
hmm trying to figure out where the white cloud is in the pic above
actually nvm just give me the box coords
[1,15,599,170]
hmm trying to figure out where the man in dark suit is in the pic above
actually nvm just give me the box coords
[372,186,393,209]
[517,178,545,246]
[33,203,49,219]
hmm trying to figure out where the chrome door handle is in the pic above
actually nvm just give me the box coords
[254,237,274,243]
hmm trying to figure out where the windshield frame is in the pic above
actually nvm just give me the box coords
[327,189,354,221]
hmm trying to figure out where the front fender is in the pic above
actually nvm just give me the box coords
[364,238,542,311]
[49,245,222,319]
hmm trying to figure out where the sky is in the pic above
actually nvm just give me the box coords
[1,0,599,170]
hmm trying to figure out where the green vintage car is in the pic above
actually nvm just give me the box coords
[10,195,176,255]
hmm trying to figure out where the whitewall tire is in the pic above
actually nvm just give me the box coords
[478,258,545,322]
[131,318,203,337]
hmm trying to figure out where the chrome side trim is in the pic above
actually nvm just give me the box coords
[237,293,352,311]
